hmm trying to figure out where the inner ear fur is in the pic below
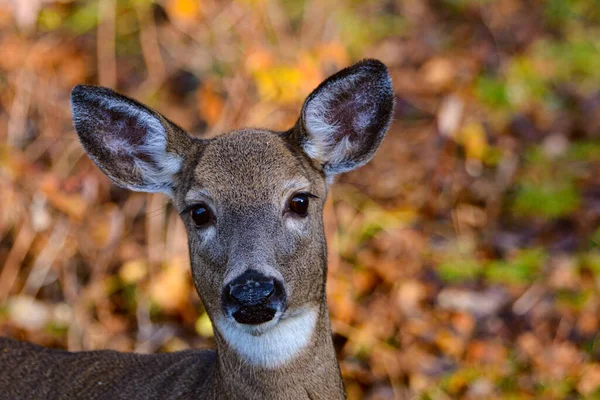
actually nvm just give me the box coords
[71,85,194,195]
[290,59,395,176]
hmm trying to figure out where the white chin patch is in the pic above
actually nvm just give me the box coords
[216,308,318,369]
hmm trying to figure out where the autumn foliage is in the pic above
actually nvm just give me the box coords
[0,0,599,399]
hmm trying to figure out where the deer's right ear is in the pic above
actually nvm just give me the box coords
[291,59,394,178]
[71,85,193,196]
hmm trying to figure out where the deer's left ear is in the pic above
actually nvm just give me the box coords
[292,59,395,177]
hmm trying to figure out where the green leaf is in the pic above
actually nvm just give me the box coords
[65,1,100,34]
[484,249,546,284]
[513,182,580,219]
[437,258,482,283]
[475,75,510,109]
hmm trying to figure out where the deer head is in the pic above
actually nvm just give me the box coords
[70,59,394,371]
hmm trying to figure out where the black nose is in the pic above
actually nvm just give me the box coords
[229,274,274,305]
[222,270,285,325]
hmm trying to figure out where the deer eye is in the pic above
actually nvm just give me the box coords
[288,193,309,217]
[190,204,211,227]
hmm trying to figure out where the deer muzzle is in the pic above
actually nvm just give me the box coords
[221,269,286,325]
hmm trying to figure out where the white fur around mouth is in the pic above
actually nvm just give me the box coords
[216,307,318,369]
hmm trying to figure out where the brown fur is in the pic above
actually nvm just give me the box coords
[0,59,394,399]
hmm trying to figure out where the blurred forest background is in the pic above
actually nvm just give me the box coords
[0,0,599,398]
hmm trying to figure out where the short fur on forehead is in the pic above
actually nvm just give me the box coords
[294,59,395,176]
[71,85,188,196]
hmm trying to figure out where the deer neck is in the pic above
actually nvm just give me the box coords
[211,303,345,399]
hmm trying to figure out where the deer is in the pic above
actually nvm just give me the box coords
[0,59,394,399]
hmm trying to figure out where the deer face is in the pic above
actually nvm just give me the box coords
[179,131,327,331]
[71,60,394,367]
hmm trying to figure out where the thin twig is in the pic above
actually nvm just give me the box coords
[21,219,69,298]
[134,1,166,94]
[0,222,36,303]
[98,0,117,88]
